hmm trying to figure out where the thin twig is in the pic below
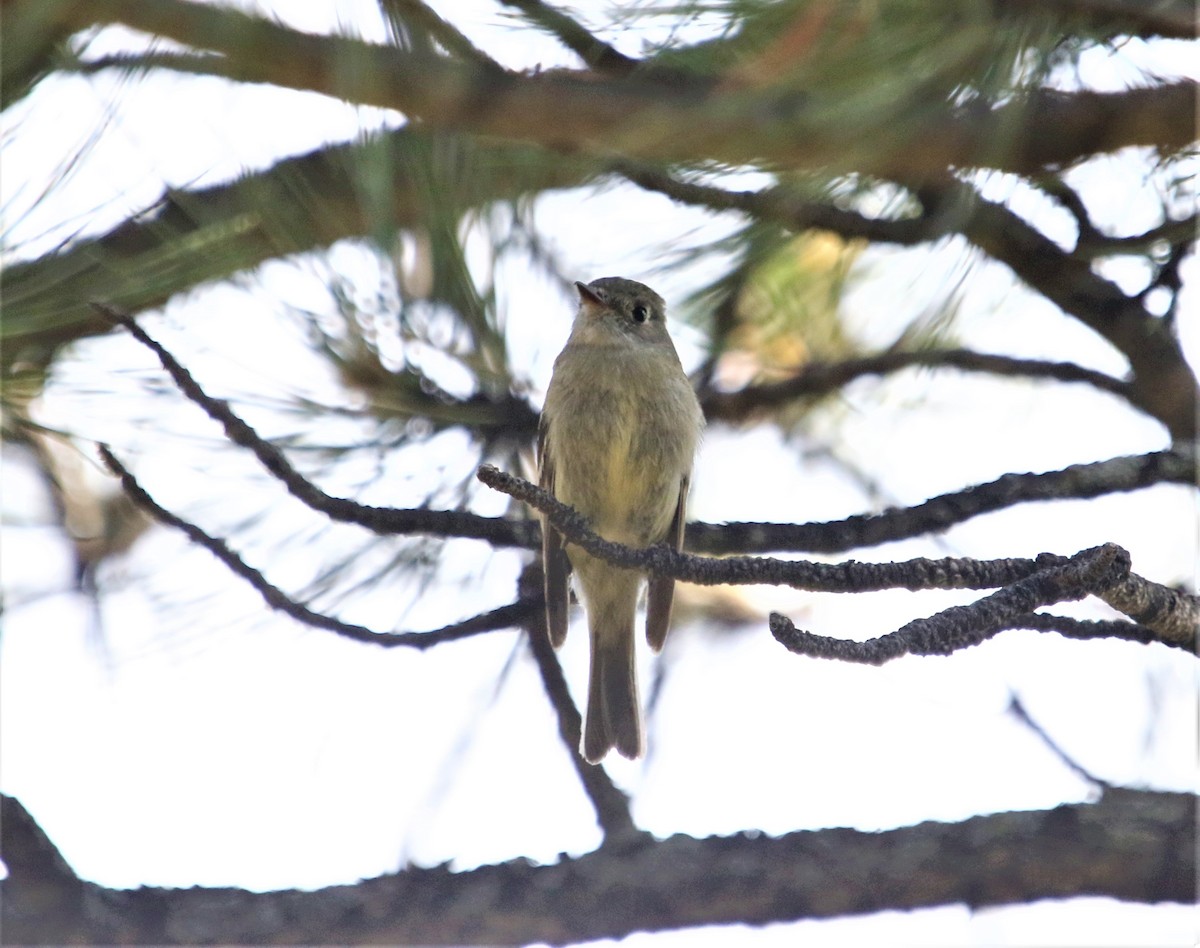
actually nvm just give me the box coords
[685,448,1196,555]
[498,0,638,74]
[516,566,640,836]
[615,161,948,245]
[1007,693,1113,789]
[702,348,1133,422]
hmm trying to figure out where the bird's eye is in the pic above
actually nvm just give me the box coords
[632,304,649,323]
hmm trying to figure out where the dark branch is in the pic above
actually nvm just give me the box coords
[768,543,1139,664]
[702,348,1133,422]
[94,305,538,549]
[516,566,638,840]
[0,794,88,945]
[66,1,1197,181]
[479,465,1196,650]
[98,444,532,648]
[616,164,1199,438]
[772,606,1194,660]
[380,0,499,65]
[96,317,1192,607]
[480,465,1058,592]
[686,448,1197,555]
[960,195,1198,440]
[616,161,948,244]
[1007,693,1113,789]
[94,309,1196,647]
[5,130,599,373]
[1011,611,1193,649]
[4,788,1191,944]
[998,0,1198,39]
[498,0,639,74]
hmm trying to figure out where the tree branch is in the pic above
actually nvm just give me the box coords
[94,305,539,549]
[998,0,1197,39]
[4,128,599,373]
[0,794,89,945]
[498,0,638,74]
[1007,693,1112,789]
[616,164,1199,438]
[767,544,1191,663]
[702,348,1133,422]
[95,310,1196,648]
[98,444,532,647]
[960,194,1198,439]
[685,448,1197,554]
[95,314,1191,567]
[516,566,639,840]
[479,465,1196,651]
[4,788,1191,944]
[65,0,1197,182]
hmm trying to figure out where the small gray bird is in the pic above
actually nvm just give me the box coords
[539,277,704,763]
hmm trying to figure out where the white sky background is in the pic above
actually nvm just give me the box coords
[1,2,1198,945]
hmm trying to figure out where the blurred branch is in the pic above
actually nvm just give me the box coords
[1032,179,1198,258]
[0,0,82,109]
[4,129,598,374]
[616,161,951,243]
[4,787,1191,943]
[702,348,1133,421]
[998,0,1197,38]
[0,793,88,945]
[379,0,498,64]
[98,443,533,648]
[516,565,639,841]
[497,0,638,74]
[686,448,1197,555]
[479,465,1196,651]
[64,0,1197,181]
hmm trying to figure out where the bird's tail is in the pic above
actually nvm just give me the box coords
[582,580,642,764]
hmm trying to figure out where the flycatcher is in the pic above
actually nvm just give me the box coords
[539,277,703,763]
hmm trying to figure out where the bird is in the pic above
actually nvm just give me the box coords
[538,277,704,763]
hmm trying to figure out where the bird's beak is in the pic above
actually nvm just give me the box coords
[575,281,607,316]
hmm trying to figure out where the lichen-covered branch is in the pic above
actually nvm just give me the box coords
[479,465,1195,652]
[768,544,1191,663]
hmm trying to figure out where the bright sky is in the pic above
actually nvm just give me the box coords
[1,3,1197,946]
